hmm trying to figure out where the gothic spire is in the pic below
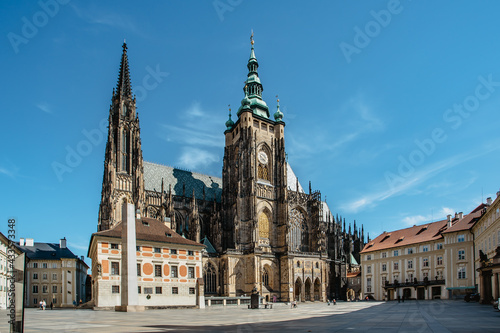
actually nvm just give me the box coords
[116,42,132,98]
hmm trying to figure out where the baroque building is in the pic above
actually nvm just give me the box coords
[95,36,364,303]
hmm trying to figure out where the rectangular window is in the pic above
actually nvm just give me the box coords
[261,123,267,130]
[188,250,194,256]
[408,260,413,269]
[189,287,195,295]
[34,298,38,305]
[112,285,120,293]
[436,243,443,250]
[407,248,413,255]
[366,278,372,292]
[172,287,178,294]
[394,262,399,270]
[42,285,48,293]
[42,273,47,280]
[138,286,141,294]
[382,264,387,272]
[437,256,443,266]
[458,267,466,279]
[366,255,371,260]
[154,247,161,253]
[33,285,38,293]
[155,265,162,277]
[382,252,387,258]
[367,266,371,274]
[52,273,57,280]
[171,266,178,278]
[408,273,413,282]
[42,263,48,268]
[458,250,465,260]
[33,263,38,268]
[382,276,387,285]
[458,235,465,243]
[155,287,162,294]
[144,287,153,294]
[171,249,177,254]
[137,263,141,276]
[52,286,57,293]
[423,258,429,267]
[394,250,399,257]
[188,267,195,279]
[422,245,429,252]
[423,272,428,278]
[253,120,259,128]
[111,243,119,249]
[111,262,120,275]
[33,273,38,280]
[52,263,57,269]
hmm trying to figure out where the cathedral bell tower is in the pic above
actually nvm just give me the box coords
[98,43,145,231]
[221,33,287,252]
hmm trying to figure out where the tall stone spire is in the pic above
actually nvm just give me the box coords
[98,42,145,231]
[115,42,132,98]
[238,31,270,118]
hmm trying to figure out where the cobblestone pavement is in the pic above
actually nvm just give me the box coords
[0,300,499,332]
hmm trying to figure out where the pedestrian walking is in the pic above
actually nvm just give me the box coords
[50,302,53,310]
[42,300,46,310]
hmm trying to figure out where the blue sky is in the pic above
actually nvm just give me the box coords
[1,0,500,263]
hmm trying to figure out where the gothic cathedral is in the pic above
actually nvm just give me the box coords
[97,37,366,302]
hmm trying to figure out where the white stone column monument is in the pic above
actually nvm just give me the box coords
[115,202,145,312]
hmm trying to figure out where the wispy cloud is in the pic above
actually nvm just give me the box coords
[0,160,19,179]
[402,207,454,227]
[36,102,52,114]
[177,147,219,170]
[158,102,225,148]
[70,3,144,37]
[288,93,384,159]
[68,242,89,252]
[341,145,498,213]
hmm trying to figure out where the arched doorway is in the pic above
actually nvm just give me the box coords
[294,277,302,301]
[314,278,321,301]
[305,278,312,301]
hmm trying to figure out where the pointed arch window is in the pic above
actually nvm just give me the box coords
[204,263,217,294]
[289,208,308,252]
[121,130,129,173]
[122,104,127,117]
[258,164,270,181]
[263,268,269,288]
[258,211,270,239]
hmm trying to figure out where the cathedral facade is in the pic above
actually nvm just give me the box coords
[96,37,365,302]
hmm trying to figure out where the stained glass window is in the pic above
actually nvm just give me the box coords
[259,212,270,238]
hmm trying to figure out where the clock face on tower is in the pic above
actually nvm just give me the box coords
[258,151,268,164]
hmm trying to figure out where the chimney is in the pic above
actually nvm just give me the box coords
[447,215,452,228]
[19,238,25,246]
[136,209,141,219]
[454,212,459,220]
[458,212,463,219]
[163,217,171,229]
[486,197,493,206]
[60,237,66,249]
[25,238,34,247]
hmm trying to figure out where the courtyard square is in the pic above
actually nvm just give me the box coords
[1,300,499,332]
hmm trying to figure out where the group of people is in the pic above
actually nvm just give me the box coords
[38,300,53,310]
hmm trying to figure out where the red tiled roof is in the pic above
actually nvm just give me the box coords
[91,217,204,248]
[361,204,485,253]
[347,271,361,278]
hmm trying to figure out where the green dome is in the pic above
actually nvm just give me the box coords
[274,100,284,122]
[225,109,234,129]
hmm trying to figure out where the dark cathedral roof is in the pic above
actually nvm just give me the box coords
[143,161,222,202]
